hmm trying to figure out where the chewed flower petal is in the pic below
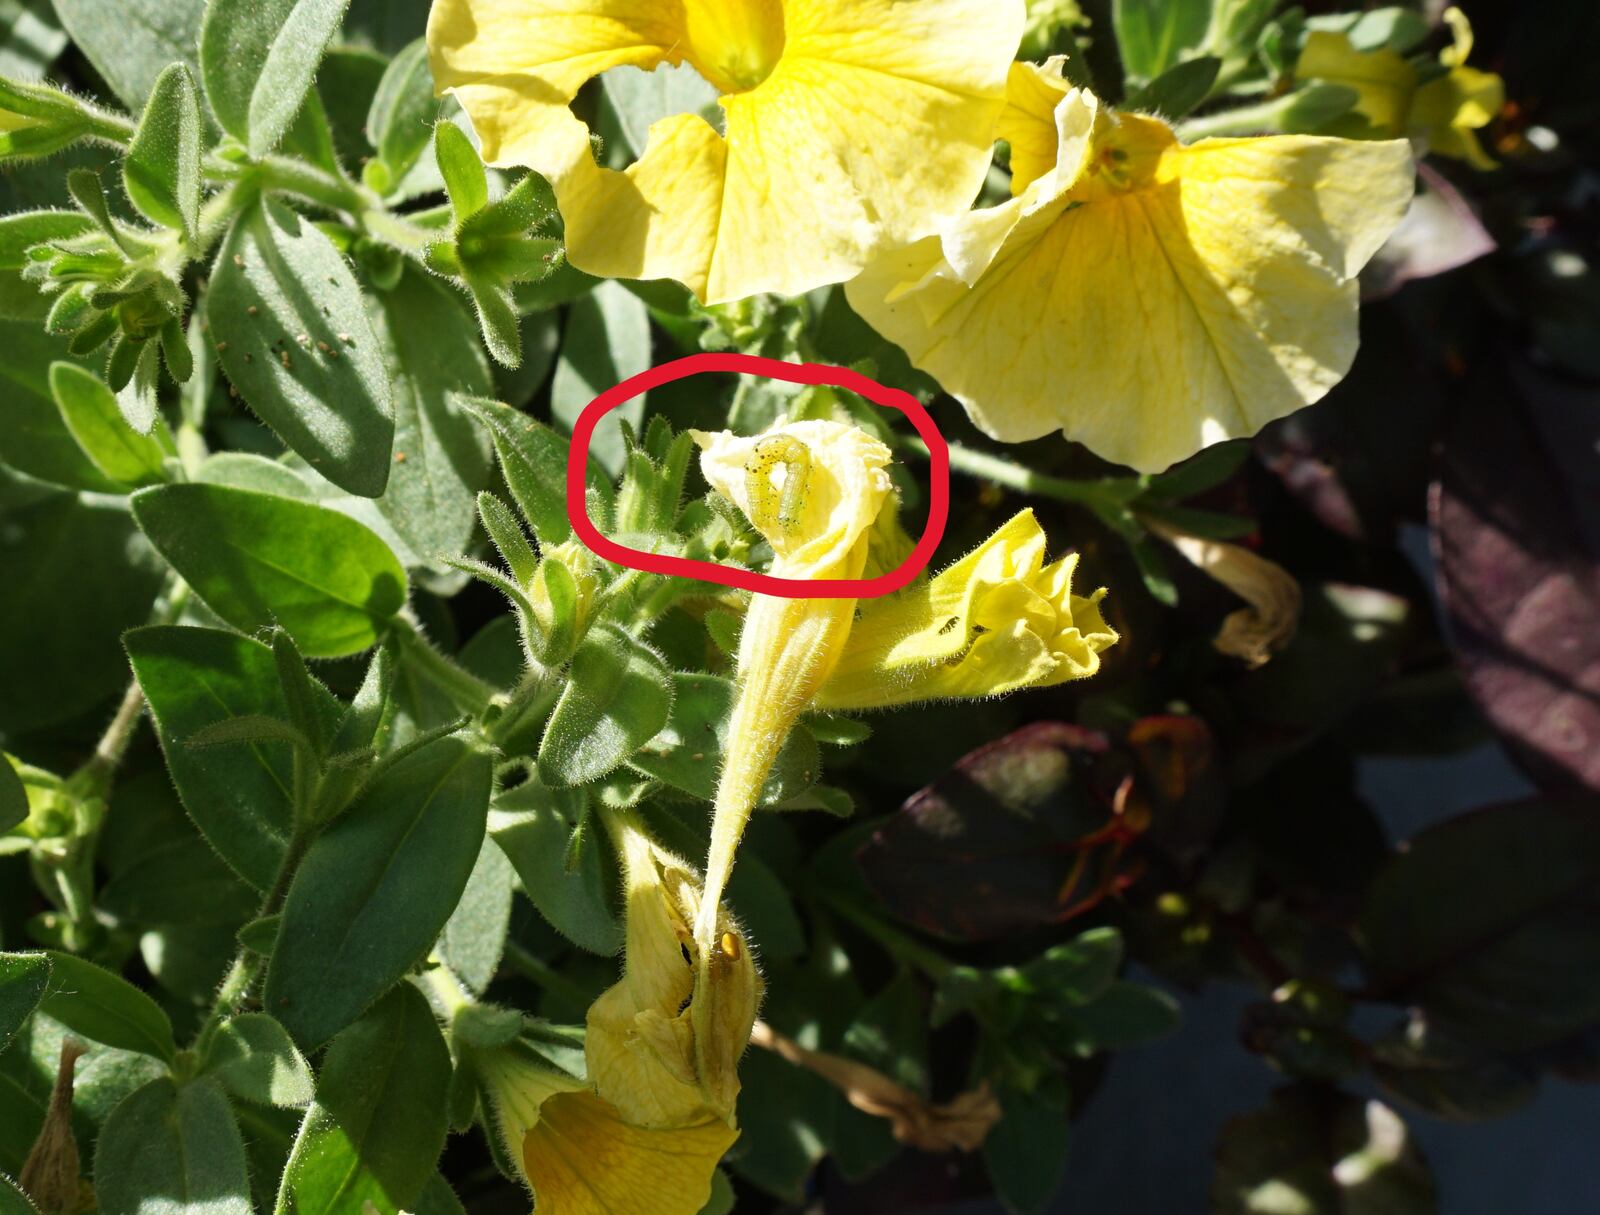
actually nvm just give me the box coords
[427,0,1024,304]
[816,510,1117,709]
[693,419,894,580]
[846,85,1414,473]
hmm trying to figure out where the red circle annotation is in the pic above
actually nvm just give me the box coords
[566,352,950,600]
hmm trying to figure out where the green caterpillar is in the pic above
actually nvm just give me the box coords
[745,434,812,536]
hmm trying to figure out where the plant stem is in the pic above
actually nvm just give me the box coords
[77,679,145,797]
[901,437,1131,510]
[502,941,596,1010]
[810,887,954,981]
[393,616,501,717]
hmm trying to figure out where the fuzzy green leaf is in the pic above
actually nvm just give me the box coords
[538,624,674,787]
[200,0,352,156]
[265,734,491,1047]
[95,1078,251,1215]
[124,62,202,241]
[49,361,167,486]
[0,953,49,1055]
[39,951,176,1061]
[131,483,408,658]
[205,1012,315,1107]
[208,199,394,497]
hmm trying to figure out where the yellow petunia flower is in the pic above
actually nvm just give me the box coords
[816,509,1117,710]
[426,0,1025,304]
[1297,7,1505,171]
[690,419,894,943]
[586,805,760,1127]
[845,65,1414,474]
[480,1047,736,1215]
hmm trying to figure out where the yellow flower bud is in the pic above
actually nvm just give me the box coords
[816,510,1118,710]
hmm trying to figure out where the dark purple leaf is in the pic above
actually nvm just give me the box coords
[1434,358,1600,791]
[1361,797,1600,1053]
[1362,163,1496,302]
[855,723,1123,942]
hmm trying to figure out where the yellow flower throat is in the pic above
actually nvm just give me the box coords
[681,0,786,94]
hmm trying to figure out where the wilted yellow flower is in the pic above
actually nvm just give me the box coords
[480,1047,735,1215]
[1146,519,1300,667]
[817,510,1116,709]
[426,0,1025,304]
[1297,7,1505,170]
[586,806,760,1127]
[846,66,1414,473]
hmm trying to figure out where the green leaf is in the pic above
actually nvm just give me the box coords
[126,626,335,890]
[0,1173,39,1215]
[95,1077,252,1215]
[200,0,353,156]
[205,1012,315,1107]
[631,673,819,805]
[131,483,408,658]
[0,757,24,834]
[1124,54,1220,118]
[491,780,622,956]
[1142,437,1252,501]
[1062,980,1182,1051]
[275,984,450,1215]
[1022,927,1124,1006]
[366,268,493,561]
[439,836,515,995]
[551,280,650,476]
[265,734,491,1047]
[365,38,440,192]
[48,362,168,487]
[433,121,487,219]
[0,320,121,491]
[0,0,67,82]
[208,199,394,497]
[124,63,202,241]
[600,62,722,160]
[539,625,674,786]
[983,1086,1070,1215]
[51,0,204,109]
[0,211,91,270]
[0,954,49,1054]
[99,836,259,926]
[1113,0,1214,87]
[461,395,581,546]
[0,494,164,734]
[38,952,176,1061]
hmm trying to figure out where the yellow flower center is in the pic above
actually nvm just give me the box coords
[682,0,787,94]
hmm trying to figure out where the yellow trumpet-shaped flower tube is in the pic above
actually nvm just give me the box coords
[426,0,1025,303]
[846,63,1416,474]
[690,420,895,945]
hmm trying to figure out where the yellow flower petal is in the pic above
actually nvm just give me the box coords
[1146,520,1301,667]
[693,419,894,578]
[586,808,760,1128]
[816,510,1117,709]
[428,0,1024,304]
[523,1091,737,1215]
[846,87,1414,473]
[998,59,1073,194]
[1412,66,1504,170]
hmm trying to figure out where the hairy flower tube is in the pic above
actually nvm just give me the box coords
[1297,7,1506,170]
[815,509,1118,710]
[846,64,1416,474]
[425,0,1024,303]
